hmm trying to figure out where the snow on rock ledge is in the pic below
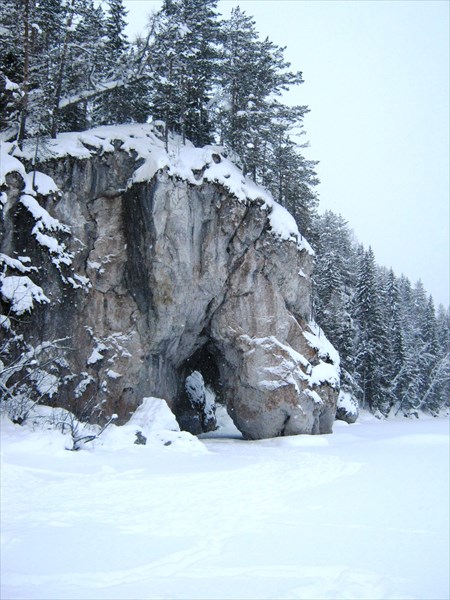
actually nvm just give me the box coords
[2,125,312,253]
[0,124,338,439]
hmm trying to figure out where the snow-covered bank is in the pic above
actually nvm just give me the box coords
[1,415,449,600]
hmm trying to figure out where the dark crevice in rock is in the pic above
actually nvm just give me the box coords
[280,413,291,436]
[122,181,155,316]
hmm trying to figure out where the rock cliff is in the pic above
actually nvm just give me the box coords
[0,124,339,439]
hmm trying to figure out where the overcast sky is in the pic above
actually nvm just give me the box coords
[123,0,449,307]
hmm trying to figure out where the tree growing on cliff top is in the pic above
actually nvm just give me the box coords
[0,0,155,141]
[148,0,222,147]
[92,0,143,126]
[212,7,317,234]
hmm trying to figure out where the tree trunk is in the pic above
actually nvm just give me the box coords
[18,0,31,149]
[50,0,74,138]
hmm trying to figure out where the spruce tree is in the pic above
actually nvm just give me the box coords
[432,305,450,412]
[383,269,406,404]
[352,247,390,415]
[312,211,356,380]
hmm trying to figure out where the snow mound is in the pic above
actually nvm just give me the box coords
[103,397,208,454]
[1,399,207,455]
[128,397,180,433]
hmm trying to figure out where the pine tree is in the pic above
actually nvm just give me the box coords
[92,0,134,126]
[0,0,36,145]
[214,7,266,167]
[0,0,157,140]
[149,0,221,147]
[263,111,320,237]
[215,8,304,175]
[213,7,317,233]
[0,0,97,139]
[0,0,23,138]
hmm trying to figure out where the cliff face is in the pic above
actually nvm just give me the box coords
[0,125,339,439]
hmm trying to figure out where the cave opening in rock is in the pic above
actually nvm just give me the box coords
[174,341,229,436]
[183,344,222,397]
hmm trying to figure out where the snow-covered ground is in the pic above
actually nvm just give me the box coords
[1,409,449,600]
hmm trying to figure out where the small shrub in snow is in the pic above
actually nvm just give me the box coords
[0,323,72,425]
[5,403,119,451]
[55,410,118,451]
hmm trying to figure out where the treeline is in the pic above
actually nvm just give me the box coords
[312,211,449,417]
[0,0,319,235]
[1,0,448,417]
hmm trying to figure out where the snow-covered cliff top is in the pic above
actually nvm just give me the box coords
[0,124,313,254]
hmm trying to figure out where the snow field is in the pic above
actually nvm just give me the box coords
[1,413,449,600]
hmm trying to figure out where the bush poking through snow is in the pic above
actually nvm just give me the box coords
[56,411,118,451]
[0,309,72,424]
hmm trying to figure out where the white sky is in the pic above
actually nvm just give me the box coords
[122,0,449,307]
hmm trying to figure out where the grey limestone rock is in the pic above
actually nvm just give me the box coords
[0,127,339,438]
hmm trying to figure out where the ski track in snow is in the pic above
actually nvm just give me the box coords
[1,416,449,600]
